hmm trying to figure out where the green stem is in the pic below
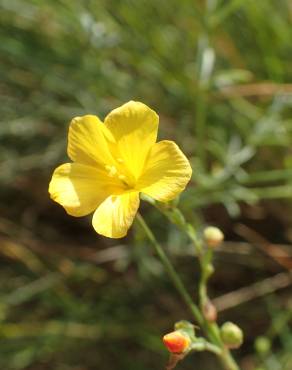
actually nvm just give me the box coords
[250,185,292,199]
[197,246,240,370]
[239,168,292,185]
[137,212,240,370]
[220,348,241,370]
[210,0,247,28]
[136,213,204,327]
[197,250,240,370]
[191,339,222,355]
[198,249,213,308]
[198,251,225,351]
[195,87,208,169]
[146,202,239,370]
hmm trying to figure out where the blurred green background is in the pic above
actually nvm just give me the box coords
[0,0,292,369]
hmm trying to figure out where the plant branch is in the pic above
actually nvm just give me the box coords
[136,213,204,326]
[137,210,240,370]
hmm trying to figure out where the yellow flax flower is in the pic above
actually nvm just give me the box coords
[49,101,192,238]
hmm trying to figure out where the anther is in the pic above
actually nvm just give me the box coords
[105,165,117,177]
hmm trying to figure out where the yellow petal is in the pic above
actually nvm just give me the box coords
[137,140,192,202]
[92,191,140,238]
[104,101,159,180]
[67,115,115,168]
[49,163,122,216]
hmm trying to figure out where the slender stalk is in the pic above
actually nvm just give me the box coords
[195,87,208,169]
[220,349,241,370]
[136,213,204,327]
[198,249,213,308]
[191,339,222,355]
[210,0,247,28]
[194,0,216,170]
[137,211,240,370]
[197,250,240,370]
[250,185,292,199]
[239,168,292,185]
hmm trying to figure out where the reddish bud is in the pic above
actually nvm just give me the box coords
[163,331,190,354]
[204,226,224,248]
[203,300,218,322]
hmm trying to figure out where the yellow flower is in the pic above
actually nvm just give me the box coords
[49,101,192,238]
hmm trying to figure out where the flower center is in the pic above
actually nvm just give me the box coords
[105,159,136,189]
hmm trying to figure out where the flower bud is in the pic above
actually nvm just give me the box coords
[203,226,224,248]
[205,263,215,278]
[221,322,243,349]
[174,320,195,333]
[163,331,190,354]
[203,300,217,322]
[255,336,271,355]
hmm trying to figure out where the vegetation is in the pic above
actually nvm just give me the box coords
[0,0,292,369]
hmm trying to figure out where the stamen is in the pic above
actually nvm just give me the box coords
[105,165,118,177]
[105,161,134,189]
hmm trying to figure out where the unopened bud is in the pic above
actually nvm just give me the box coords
[205,263,215,278]
[163,331,190,354]
[174,320,195,333]
[255,336,271,355]
[221,322,243,349]
[203,300,217,322]
[204,226,224,248]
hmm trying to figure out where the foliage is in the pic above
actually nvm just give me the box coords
[0,0,292,369]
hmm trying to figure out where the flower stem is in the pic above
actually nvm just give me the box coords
[198,251,240,370]
[136,213,204,327]
[190,339,222,356]
[138,206,240,370]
